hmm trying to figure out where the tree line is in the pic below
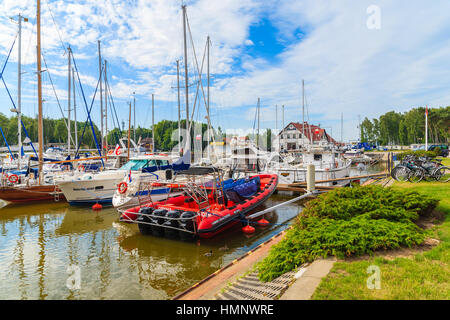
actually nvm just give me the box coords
[0,113,217,152]
[360,106,449,145]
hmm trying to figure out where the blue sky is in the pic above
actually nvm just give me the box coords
[0,0,449,143]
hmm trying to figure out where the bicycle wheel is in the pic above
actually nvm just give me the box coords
[408,168,424,183]
[393,166,410,182]
[434,166,450,182]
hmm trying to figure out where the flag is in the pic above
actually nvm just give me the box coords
[20,145,25,157]
[128,170,132,183]
[425,105,428,116]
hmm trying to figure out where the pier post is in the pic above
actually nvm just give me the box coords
[307,164,315,192]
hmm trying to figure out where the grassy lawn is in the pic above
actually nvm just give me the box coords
[312,174,450,300]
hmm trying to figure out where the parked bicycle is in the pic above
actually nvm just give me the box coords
[391,155,449,183]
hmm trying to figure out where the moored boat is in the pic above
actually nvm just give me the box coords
[118,168,277,239]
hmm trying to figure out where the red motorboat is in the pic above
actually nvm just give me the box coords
[118,167,277,239]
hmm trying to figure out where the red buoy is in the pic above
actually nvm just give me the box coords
[257,218,269,227]
[242,224,255,234]
[92,203,102,211]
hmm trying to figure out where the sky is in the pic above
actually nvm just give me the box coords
[0,0,449,143]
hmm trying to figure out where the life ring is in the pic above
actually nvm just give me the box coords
[107,149,114,156]
[115,149,121,155]
[8,174,19,184]
[118,182,128,194]
[78,164,85,172]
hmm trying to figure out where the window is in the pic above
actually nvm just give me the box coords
[313,154,322,161]
[120,160,150,171]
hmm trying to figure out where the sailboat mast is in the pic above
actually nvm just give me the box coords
[133,92,136,143]
[37,0,44,183]
[182,5,189,133]
[104,60,108,150]
[97,40,103,151]
[128,101,131,160]
[17,13,23,169]
[207,35,210,159]
[176,60,181,153]
[152,94,155,152]
[72,67,77,149]
[302,79,305,141]
[257,98,260,149]
[67,46,71,154]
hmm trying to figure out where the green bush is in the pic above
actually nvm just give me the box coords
[397,150,438,160]
[256,185,438,282]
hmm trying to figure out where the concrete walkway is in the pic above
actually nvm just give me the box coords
[279,257,336,300]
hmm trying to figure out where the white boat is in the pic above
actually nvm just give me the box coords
[112,151,191,209]
[265,145,351,186]
[56,154,176,206]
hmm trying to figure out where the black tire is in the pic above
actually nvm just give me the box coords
[408,168,424,183]
[392,165,410,182]
[434,166,450,182]
[165,210,181,238]
[180,211,196,233]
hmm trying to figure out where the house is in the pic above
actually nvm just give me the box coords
[275,122,337,151]
[140,137,154,152]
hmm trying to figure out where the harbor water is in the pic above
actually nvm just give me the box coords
[0,162,384,300]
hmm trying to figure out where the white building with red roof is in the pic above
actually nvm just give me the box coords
[275,122,337,151]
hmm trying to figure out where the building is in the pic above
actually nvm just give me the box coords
[275,122,337,151]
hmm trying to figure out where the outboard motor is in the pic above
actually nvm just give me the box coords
[137,207,155,235]
[151,209,168,236]
[165,210,182,238]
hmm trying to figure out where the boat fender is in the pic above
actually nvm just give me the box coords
[8,174,19,184]
[242,224,255,234]
[118,182,128,194]
[136,207,154,223]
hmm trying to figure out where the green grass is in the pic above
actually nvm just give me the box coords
[312,180,450,300]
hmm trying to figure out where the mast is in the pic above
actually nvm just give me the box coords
[104,60,108,151]
[97,40,103,150]
[67,46,71,153]
[182,5,189,133]
[17,13,23,169]
[425,106,428,150]
[72,67,77,149]
[302,79,305,141]
[176,60,181,153]
[206,35,210,159]
[276,104,278,151]
[257,98,260,149]
[341,112,343,144]
[152,94,155,152]
[37,0,44,183]
[128,101,131,160]
[133,92,136,143]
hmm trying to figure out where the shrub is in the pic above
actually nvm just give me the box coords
[256,185,438,282]
[397,150,438,160]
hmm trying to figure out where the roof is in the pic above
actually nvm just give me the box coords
[281,122,338,144]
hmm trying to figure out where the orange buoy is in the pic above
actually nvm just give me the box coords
[242,224,255,234]
[257,218,269,227]
[92,203,102,211]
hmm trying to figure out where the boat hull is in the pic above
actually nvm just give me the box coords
[121,174,278,239]
[0,185,65,203]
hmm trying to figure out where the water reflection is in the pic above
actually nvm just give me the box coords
[0,194,302,300]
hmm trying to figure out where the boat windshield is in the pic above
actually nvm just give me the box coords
[120,159,149,171]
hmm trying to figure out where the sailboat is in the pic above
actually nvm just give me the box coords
[0,0,65,204]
